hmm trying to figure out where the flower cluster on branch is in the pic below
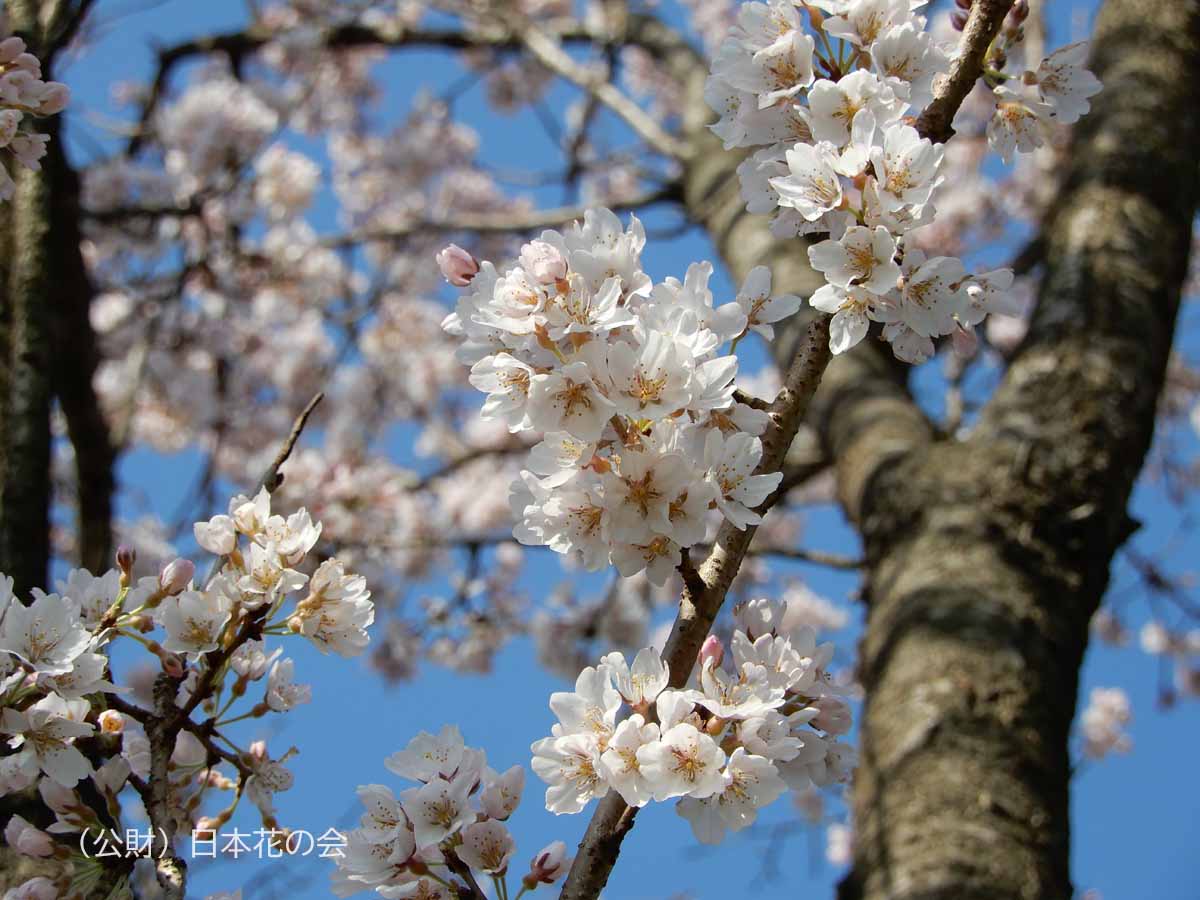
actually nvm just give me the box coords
[531,598,853,844]
[0,14,69,200]
[1,488,373,898]
[707,0,1100,361]
[442,209,803,584]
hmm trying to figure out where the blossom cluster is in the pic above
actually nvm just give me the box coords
[441,208,804,584]
[333,726,570,899]
[531,597,854,844]
[705,0,1100,362]
[1079,687,1132,761]
[0,18,69,201]
[0,489,373,897]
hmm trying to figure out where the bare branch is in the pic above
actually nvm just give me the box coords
[914,0,1015,143]
[201,391,323,588]
[323,185,681,248]
[514,20,689,160]
[258,391,324,493]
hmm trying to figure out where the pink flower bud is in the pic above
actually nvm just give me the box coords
[248,739,269,762]
[160,652,184,678]
[98,710,124,735]
[36,82,69,115]
[812,695,853,736]
[12,53,40,75]
[116,545,136,577]
[954,0,972,9]
[698,634,724,670]
[950,10,968,29]
[527,840,570,885]
[159,558,195,595]
[0,37,26,65]
[951,324,978,359]
[4,815,55,857]
[436,243,480,287]
[520,240,568,284]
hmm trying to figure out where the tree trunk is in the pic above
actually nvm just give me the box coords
[2,161,55,598]
[0,1,112,590]
[666,0,1199,896]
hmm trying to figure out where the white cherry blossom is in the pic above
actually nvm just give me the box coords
[1030,42,1102,124]
[530,733,609,813]
[159,589,233,658]
[1,693,94,786]
[399,776,473,848]
[676,747,787,843]
[638,722,726,800]
[599,714,661,807]
[0,592,90,676]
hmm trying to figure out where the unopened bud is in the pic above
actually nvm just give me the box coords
[194,817,221,836]
[950,10,968,30]
[527,840,570,886]
[951,324,979,360]
[698,634,724,670]
[0,37,26,65]
[160,652,184,678]
[116,545,136,585]
[98,710,124,734]
[159,558,195,596]
[1009,0,1029,22]
[36,82,69,115]
[436,243,480,287]
[812,695,853,736]
[954,0,972,8]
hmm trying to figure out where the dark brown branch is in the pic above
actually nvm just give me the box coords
[201,391,323,588]
[46,119,114,575]
[914,0,1015,143]
[259,391,323,493]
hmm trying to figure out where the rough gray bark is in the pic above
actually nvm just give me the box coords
[671,1,1198,898]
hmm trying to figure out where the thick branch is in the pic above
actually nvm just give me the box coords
[1,166,54,598]
[46,120,114,574]
[843,2,1200,898]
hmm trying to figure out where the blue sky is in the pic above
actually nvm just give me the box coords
[47,0,1200,897]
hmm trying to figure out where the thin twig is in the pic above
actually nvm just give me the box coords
[514,19,689,160]
[200,391,324,588]
[322,186,681,249]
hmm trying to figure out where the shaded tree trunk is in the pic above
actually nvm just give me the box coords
[2,152,55,598]
[663,0,1200,896]
[0,0,112,591]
